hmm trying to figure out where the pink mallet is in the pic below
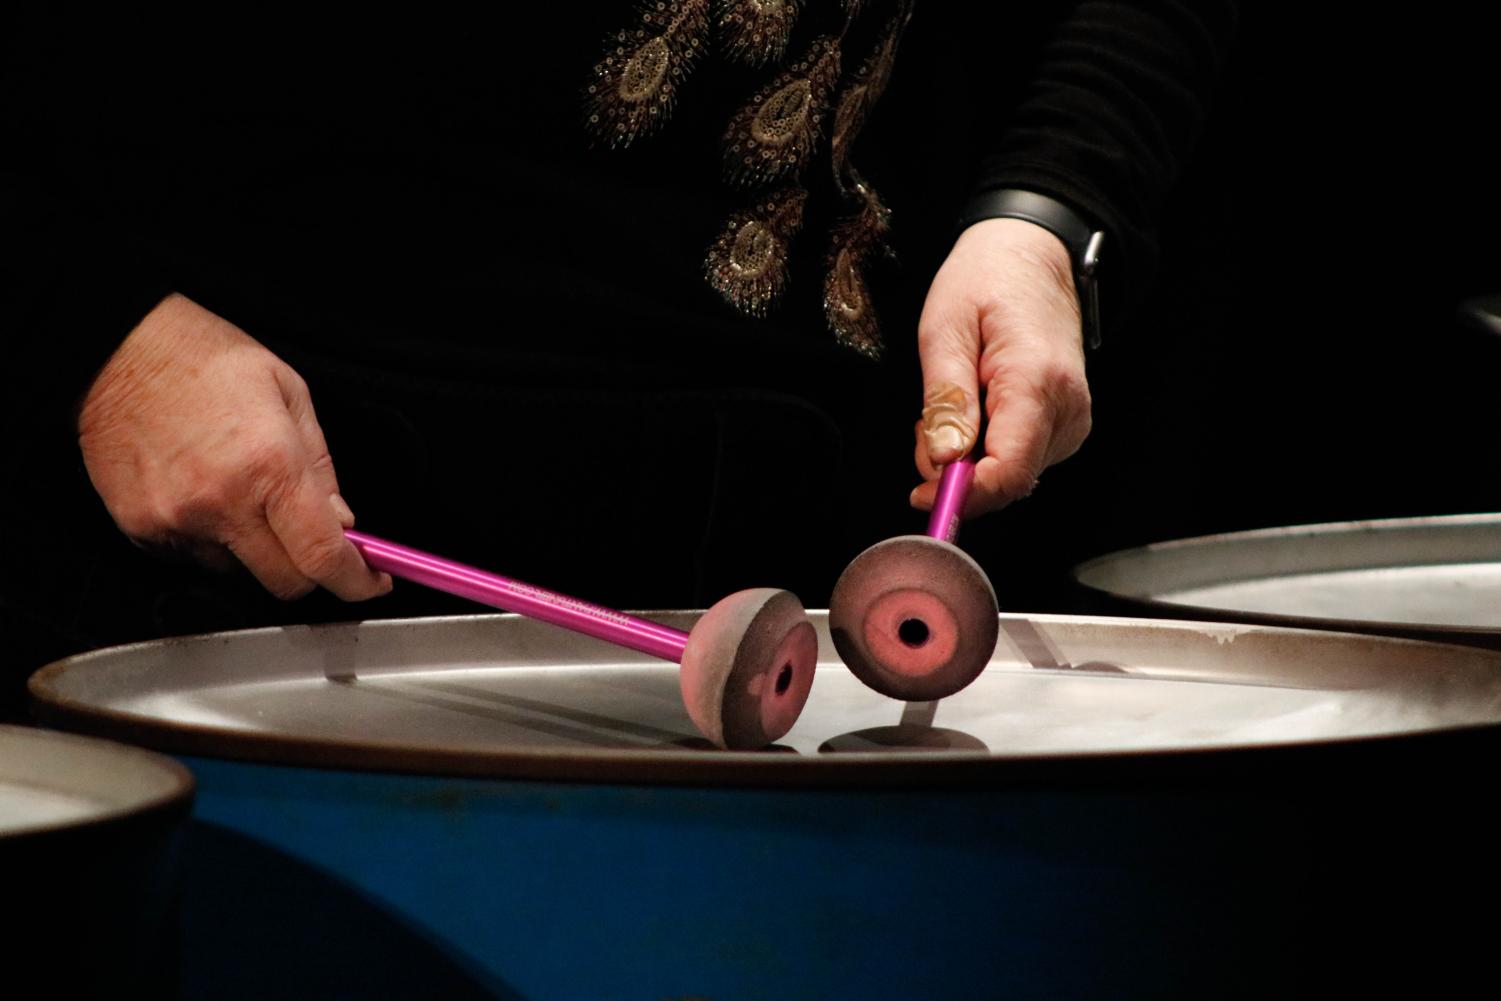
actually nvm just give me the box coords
[827,458,999,701]
[346,531,817,749]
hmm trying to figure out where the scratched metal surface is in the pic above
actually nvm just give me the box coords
[28,609,1501,782]
[1074,513,1501,647]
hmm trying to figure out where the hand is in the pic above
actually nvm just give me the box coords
[78,293,392,601]
[911,218,1093,516]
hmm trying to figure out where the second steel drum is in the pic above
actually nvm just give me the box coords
[29,610,1501,999]
[1072,512,1501,648]
[1,723,194,996]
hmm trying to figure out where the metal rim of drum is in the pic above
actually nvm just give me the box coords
[27,610,1501,790]
[0,724,194,843]
[1072,512,1501,648]
[829,535,1000,701]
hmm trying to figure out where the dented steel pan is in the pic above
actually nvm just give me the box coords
[1073,513,1501,649]
[28,611,1501,1000]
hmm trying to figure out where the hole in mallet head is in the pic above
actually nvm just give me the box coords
[775,662,794,696]
[898,618,930,648]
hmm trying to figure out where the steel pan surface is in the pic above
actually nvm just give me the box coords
[28,609,1501,775]
[1073,513,1501,648]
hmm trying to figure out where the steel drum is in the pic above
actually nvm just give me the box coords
[1073,513,1501,648]
[29,611,1501,999]
[1,724,193,995]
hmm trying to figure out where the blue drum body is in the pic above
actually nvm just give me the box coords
[178,758,1318,1000]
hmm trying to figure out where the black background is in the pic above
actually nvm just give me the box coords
[964,5,1501,608]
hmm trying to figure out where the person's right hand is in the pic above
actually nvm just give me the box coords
[78,293,392,601]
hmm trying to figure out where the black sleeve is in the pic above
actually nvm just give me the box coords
[968,0,1239,321]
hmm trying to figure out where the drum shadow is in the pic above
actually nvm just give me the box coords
[1000,618,1128,674]
[327,676,693,748]
[411,679,692,745]
[657,737,799,752]
[818,724,989,754]
[819,680,986,754]
[178,820,521,1000]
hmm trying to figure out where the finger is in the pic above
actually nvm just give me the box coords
[912,419,943,483]
[276,365,345,504]
[275,364,364,534]
[264,468,392,601]
[916,302,983,468]
[970,382,1055,516]
[329,493,356,529]
[221,518,317,601]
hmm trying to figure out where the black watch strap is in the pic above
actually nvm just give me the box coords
[956,189,1106,349]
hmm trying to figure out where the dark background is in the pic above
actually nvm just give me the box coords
[4,6,1499,713]
[967,5,1501,608]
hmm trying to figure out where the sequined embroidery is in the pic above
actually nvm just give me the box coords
[584,0,711,149]
[823,2,912,357]
[583,0,913,355]
[824,194,891,357]
[722,35,840,188]
[718,0,803,67]
[705,187,808,316]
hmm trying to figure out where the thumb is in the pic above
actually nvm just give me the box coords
[917,303,983,467]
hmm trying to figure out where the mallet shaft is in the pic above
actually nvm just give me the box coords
[925,457,974,544]
[345,530,689,662]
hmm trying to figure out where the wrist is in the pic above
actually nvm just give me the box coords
[956,189,1106,348]
[957,217,1074,294]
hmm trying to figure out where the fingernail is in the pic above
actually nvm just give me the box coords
[921,383,976,461]
[329,494,355,528]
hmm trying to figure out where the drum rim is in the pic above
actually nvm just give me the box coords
[28,611,1501,789]
[1072,512,1501,645]
[0,723,195,842]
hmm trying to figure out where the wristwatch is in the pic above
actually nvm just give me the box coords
[956,189,1106,349]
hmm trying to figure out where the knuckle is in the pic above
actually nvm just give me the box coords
[994,461,1041,501]
[289,533,349,582]
[306,449,336,478]
[1072,404,1094,445]
[243,437,302,495]
[112,500,160,541]
[274,362,310,401]
[1034,354,1090,417]
[160,481,233,530]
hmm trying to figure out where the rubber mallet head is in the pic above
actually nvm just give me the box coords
[679,588,819,750]
[829,535,998,701]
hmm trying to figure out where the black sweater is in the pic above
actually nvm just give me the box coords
[2,2,1236,424]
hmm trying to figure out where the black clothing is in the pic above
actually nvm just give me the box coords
[4,2,1236,406]
[0,3,1236,711]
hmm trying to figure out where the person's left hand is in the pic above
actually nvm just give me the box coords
[911,217,1093,516]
